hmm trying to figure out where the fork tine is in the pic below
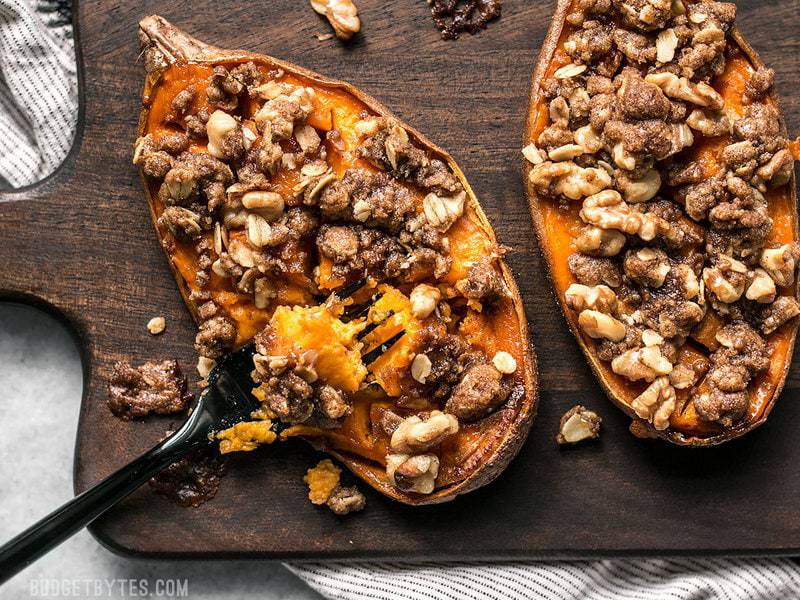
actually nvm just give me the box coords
[336,277,368,300]
[341,292,383,322]
[356,310,395,340]
[362,329,406,365]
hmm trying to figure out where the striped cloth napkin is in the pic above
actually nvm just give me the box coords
[2,1,800,598]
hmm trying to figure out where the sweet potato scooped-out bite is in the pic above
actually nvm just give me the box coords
[135,16,537,504]
[524,0,799,445]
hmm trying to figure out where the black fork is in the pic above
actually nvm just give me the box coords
[0,278,404,585]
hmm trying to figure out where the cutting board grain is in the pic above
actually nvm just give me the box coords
[1,0,799,559]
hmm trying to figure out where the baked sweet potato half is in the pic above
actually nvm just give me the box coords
[135,16,536,504]
[524,0,799,445]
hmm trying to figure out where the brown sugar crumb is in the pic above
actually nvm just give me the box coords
[149,447,226,507]
[427,0,502,40]
[107,360,193,420]
[326,485,366,515]
[303,459,366,515]
[556,405,602,445]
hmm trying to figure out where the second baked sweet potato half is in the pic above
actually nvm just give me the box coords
[524,0,799,445]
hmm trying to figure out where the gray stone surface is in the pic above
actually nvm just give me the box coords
[0,303,323,600]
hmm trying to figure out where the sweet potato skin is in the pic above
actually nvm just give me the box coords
[137,16,538,503]
[522,0,799,446]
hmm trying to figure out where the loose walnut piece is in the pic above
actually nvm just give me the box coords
[410,353,433,384]
[556,405,602,445]
[386,453,439,494]
[310,0,361,40]
[147,316,166,335]
[390,411,459,454]
[206,110,240,160]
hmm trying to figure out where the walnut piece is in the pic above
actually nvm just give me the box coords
[310,0,361,41]
[529,161,612,201]
[390,410,459,454]
[386,453,439,494]
[630,376,676,430]
[565,284,618,314]
[409,284,441,319]
[578,309,626,342]
[147,316,166,335]
[556,405,602,445]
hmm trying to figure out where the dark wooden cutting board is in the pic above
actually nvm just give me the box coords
[1,0,799,560]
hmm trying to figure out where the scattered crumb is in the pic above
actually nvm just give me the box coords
[216,420,277,454]
[303,459,366,515]
[315,32,334,41]
[107,360,193,420]
[304,459,341,504]
[326,485,366,515]
[556,405,602,445]
[149,446,226,507]
[427,0,502,40]
[147,316,166,335]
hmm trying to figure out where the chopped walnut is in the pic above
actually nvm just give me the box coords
[529,161,612,200]
[574,226,627,257]
[147,316,166,335]
[565,283,618,314]
[326,485,366,515]
[409,284,441,319]
[386,453,439,494]
[578,309,626,341]
[390,411,459,454]
[631,376,676,430]
[556,405,602,445]
[310,0,360,40]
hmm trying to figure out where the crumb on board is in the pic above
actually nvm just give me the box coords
[304,459,342,504]
[147,316,166,335]
[107,359,193,419]
[556,405,602,445]
[303,459,366,515]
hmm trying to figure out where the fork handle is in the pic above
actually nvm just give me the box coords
[0,403,213,585]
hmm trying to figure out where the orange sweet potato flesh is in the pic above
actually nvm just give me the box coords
[524,0,799,445]
[136,16,537,503]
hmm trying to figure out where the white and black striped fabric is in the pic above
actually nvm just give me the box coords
[3,3,800,598]
[287,559,800,599]
[0,0,76,188]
